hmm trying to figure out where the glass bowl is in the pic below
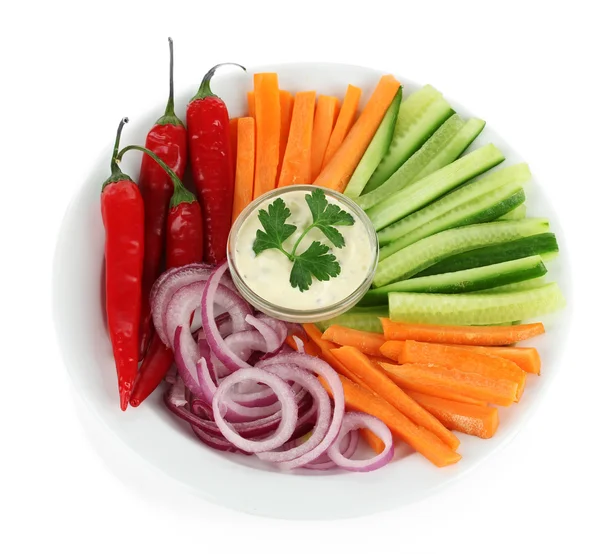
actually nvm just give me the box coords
[227,185,379,323]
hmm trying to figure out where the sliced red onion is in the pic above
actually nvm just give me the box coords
[258,352,344,470]
[246,314,282,352]
[256,363,331,464]
[285,322,307,341]
[212,368,298,453]
[292,336,305,353]
[151,264,213,345]
[326,412,394,472]
[172,326,205,399]
[304,430,359,470]
[191,425,238,452]
[255,314,288,345]
[201,263,253,371]
[164,364,178,385]
[224,330,267,360]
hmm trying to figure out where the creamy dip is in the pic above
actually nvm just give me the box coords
[233,190,374,311]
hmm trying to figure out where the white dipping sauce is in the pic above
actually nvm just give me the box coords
[234,190,374,310]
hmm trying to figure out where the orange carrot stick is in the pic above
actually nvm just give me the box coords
[331,346,460,450]
[253,73,280,199]
[380,319,545,346]
[278,91,316,187]
[321,84,362,168]
[451,345,541,375]
[313,75,401,192]
[361,428,386,454]
[229,117,239,183]
[396,340,527,400]
[406,391,499,439]
[379,362,518,407]
[231,117,255,223]
[247,91,255,118]
[319,374,462,467]
[276,90,294,183]
[310,95,340,181]
[322,325,386,357]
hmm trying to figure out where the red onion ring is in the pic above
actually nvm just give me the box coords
[246,315,282,352]
[259,352,345,470]
[326,412,394,472]
[304,430,359,470]
[255,363,331,463]
[212,368,299,453]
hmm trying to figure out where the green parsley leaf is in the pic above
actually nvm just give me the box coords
[305,188,355,248]
[289,241,341,292]
[252,198,297,256]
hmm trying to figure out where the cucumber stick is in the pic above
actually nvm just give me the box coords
[367,143,505,231]
[416,233,559,277]
[358,116,485,211]
[499,204,527,220]
[362,85,455,194]
[374,218,550,287]
[388,282,565,325]
[377,163,531,245]
[473,276,547,294]
[315,306,388,333]
[344,89,402,198]
[361,256,547,305]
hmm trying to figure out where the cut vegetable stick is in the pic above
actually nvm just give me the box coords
[380,340,405,361]
[253,73,280,198]
[322,325,386,357]
[451,344,541,375]
[331,346,460,450]
[321,84,362,167]
[278,91,316,187]
[303,324,367,384]
[313,75,401,192]
[361,428,385,454]
[247,91,255,118]
[231,117,255,223]
[276,90,294,183]
[319,374,462,467]
[311,95,340,181]
[406,391,499,439]
[379,362,518,406]
[229,117,239,183]
[380,319,545,346]
[396,340,527,400]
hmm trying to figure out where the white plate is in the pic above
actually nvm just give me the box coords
[53,62,572,520]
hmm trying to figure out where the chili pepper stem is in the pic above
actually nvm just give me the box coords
[102,118,132,189]
[118,144,195,207]
[192,63,247,101]
[156,38,185,127]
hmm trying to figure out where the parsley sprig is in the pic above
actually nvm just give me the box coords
[252,188,355,292]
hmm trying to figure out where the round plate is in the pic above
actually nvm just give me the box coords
[52,62,571,520]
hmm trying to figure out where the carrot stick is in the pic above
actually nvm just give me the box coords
[380,340,405,361]
[396,340,527,400]
[276,90,294,183]
[310,95,340,181]
[313,75,401,192]
[278,91,316,187]
[231,117,255,223]
[302,324,366,384]
[322,325,386,357]
[247,91,255,118]
[253,73,280,199]
[379,362,518,407]
[451,345,541,375]
[331,346,460,450]
[406,391,499,439]
[321,84,362,168]
[319,374,462,467]
[361,428,385,454]
[229,117,239,183]
[380,319,545,346]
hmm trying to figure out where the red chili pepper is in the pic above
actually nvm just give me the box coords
[101,118,145,411]
[187,63,245,264]
[138,38,187,359]
[128,153,203,407]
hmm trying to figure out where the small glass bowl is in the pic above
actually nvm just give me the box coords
[227,185,379,323]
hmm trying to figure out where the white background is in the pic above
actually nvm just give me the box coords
[2,1,599,552]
